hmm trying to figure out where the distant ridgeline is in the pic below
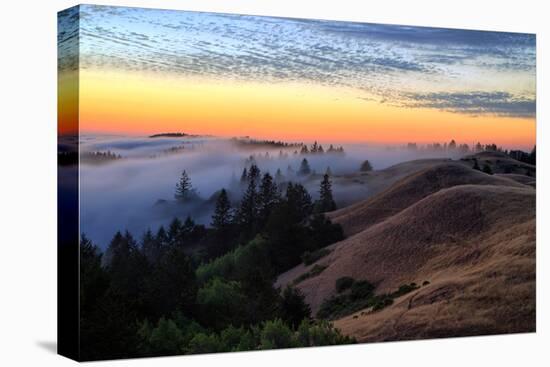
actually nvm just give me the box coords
[149,132,202,138]
[237,139,346,159]
[80,151,123,165]
[404,140,536,161]
[231,137,303,149]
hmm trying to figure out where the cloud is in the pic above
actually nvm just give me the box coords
[57,5,536,113]
[402,91,536,118]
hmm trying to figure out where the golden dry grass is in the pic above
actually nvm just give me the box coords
[276,156,535,342]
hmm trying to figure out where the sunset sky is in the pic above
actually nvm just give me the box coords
[58,5,536,149]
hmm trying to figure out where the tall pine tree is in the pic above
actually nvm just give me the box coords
[235,164,261,240]
[211,189,232,230]
[315,173,336,213]
[174,170,196,201]
[258,172,279,225]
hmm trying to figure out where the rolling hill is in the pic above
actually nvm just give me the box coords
[276,155,535,342]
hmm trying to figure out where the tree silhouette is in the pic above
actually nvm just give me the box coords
[315,174,336,213]
[286,182,313,222]
[141,229,162,264]
[168,217,183,247]
[298,158,311,176]
[212,189,232,230]
[248,164,261,186]
[235,164,261,239]
[483,163,493,175]
[175,170,195,201]
[240,167,248,186]
[360,160,373,172]
[280,286,311,329]
[258,173,279,225]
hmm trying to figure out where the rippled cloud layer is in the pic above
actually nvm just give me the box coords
[58,5,536,118]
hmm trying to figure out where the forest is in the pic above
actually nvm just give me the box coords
[79,164,353,360]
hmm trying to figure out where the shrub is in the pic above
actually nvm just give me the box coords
[293,264,327,285]
[260,319,296,349]
[316,295,352,320]
[422,280,430,286]
[147,318,185,355]
[360,160,373,172]
[197,277,247,329]
[335,276,355,293]
[301,248,331,265]
[219,325,248,352]
[350,280,375,300]
[296,319,355,347]
[391,283,419,298]
[186,333,222,354]
[318,280,417,319]
[196,236,272,284]
[372,296,394,311]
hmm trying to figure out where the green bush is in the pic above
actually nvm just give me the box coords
[186,333,222,354]
[372,296,393,311]
[391,283,419,298]
[317,281,418,319]
[197,277,247,329]
[196,236,272,284]
[219,325,249,352]
[335,276,355,293]
[316,295,353,320]
[147,318,185,355]
[301,248,332,265]
[260,319,296,349]
[293,264,328,285]
[350,280,375,300]
[296,319,355,346]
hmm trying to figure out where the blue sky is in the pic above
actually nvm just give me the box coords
[59,4,536,118]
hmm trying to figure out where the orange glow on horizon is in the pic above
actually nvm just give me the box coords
[58,71,79,135]
[72,70,535,148]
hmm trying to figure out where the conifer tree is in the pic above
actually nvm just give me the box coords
[141,229,160,264]
[298,158,311,176]
[286,182,313,221]
[211,189,232,230]
[360,160,373,172]
[235,164,261,238]
[247,164,261,186]
[258,172,279,224]
[175,170,195,201]
[311,141,318,153]
[316,173,336,212]
[240,167,248,186]
[167,217,182,246]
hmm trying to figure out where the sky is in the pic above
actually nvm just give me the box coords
[58,5,536,149]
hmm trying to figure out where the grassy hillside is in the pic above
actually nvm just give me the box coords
[277,155,535,341]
